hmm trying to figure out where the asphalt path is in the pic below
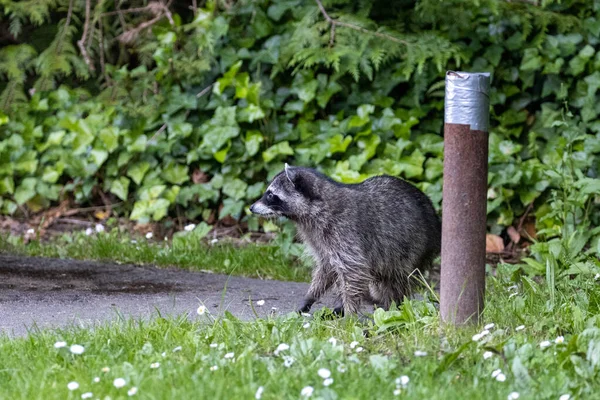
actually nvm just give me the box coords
[0,254,338,337]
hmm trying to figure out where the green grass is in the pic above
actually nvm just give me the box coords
[1,233,600,398]
[0,231,311,282]
[1,262,600,399]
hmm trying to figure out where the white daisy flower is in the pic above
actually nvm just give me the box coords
[210,366,218,371]
[173,346,182,352]
[594,273,600,280]
[337,364,347,373]
[101,367,110,373]
[256,300,265,306]
[150,362,160,369]
[85,227,93,236]
[81,393,93,399]
[350,341,359,349]
[184,224,196,232]
[210,343,218,348]
[323,378,333,386]
[145,232,153,239]
[492,369,502,378]
[93,377,100,383]
[113,378,126,388]
[393,388,401,396]
[301,312,311,317]
[414,350,427,357]
[67,382,79,391]
[515,325,525,331]
[128,387,138,396]
[197,305,207,315]
[496,373,506,382]
[224,352,235,359]
[484,323,495,330]
[559,394,570,400]
[396,375,409,387]
[328,337,337,346]
[54,341,67,349]
[483,351,493,359]
[508,392,520,399]
[26,228,35,235]
[480,329,490,337]
[255,386,264,399]
[161,352,166,357]
[472,333,484,341]
[318,368,331,379]
[283,355,295,368]
[95,224,104,233]
[303,322,310,329]
[300,386,314,397]
[70,344,85,355]
[210,238,219,244]
[540,340,552,349]
[355,347,364,353]
[274,343,290,356]
[555,336,564,344]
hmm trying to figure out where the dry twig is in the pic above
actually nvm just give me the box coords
[314,0,408,47]
[77,0,95,71]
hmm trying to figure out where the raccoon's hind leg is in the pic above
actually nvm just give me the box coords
[332,281,344,316]
[298,262,337,314]
[370,275,411,310]
[338,271,371,316]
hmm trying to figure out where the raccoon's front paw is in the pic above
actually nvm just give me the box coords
[297,298,314,314]
[333,300,344,317]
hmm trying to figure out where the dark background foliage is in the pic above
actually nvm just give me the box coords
[0,0,599,243]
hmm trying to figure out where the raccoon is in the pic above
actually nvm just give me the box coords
[250,164,441,316]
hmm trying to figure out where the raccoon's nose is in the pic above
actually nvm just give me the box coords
[249,203,256,213]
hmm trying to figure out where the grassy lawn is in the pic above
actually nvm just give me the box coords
[0,231,311,282]
[1,232,599,399]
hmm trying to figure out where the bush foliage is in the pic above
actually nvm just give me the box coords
[0,0,599,242]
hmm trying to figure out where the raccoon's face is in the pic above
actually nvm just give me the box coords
[250,164,318,220]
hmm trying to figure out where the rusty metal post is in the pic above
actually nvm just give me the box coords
[440,71,490,325]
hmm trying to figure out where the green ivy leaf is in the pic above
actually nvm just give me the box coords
[127,162,151,185]
[0,176,15,194]
[110,176,130,201]
[520,49,543,71]
[14,177,37,205]
[262,141,294,163]
[245,130,264,156]
[161,163,189,185]
[99,127,119,152]
[223,178,248,201]
[219,198,245,219]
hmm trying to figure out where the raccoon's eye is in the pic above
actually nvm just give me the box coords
[266,193,279,203]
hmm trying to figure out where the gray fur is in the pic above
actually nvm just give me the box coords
[249,166,441,316]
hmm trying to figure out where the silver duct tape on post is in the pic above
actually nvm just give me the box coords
[444,71,491,132]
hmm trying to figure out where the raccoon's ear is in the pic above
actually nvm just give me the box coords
[287,168,320,200]
[284,163,295,187]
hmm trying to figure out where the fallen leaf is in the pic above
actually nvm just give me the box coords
[192,169,209,184]
[94,210,110,220]
[507,226,520,244]
[523,221,537,240]
[486,234,505,253]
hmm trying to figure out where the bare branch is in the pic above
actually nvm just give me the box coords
[147,123,168,146]
[196,83,214,98]
[77,0,95,71]
[192,0,197,15]
[98,18,110,85]
[102,4,161,17]
[57,0,74,54]
[118,14,163,44]
[314,0,408,46]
